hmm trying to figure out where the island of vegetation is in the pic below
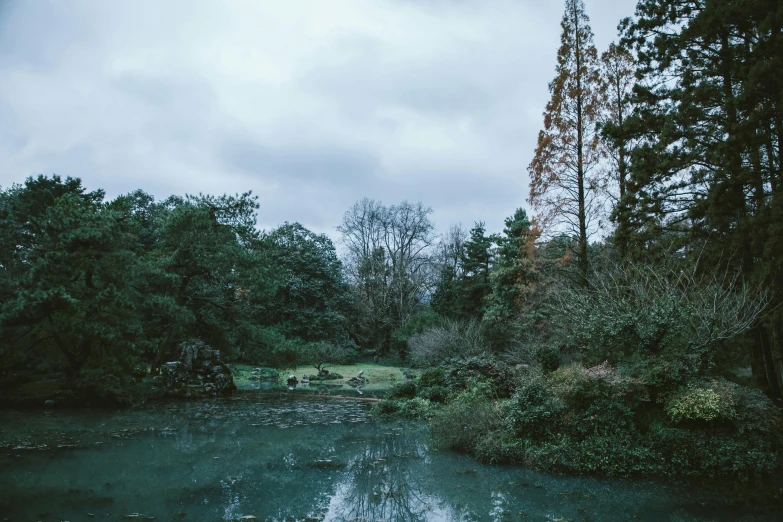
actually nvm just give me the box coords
[1,0,782,511]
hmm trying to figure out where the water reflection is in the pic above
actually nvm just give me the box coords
[0,396,776,522]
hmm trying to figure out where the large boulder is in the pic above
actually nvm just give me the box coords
[162,340,236,397]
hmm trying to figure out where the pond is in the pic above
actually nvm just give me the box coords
[0,393,775,522]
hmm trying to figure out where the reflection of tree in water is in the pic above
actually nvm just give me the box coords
[329,427,463,521]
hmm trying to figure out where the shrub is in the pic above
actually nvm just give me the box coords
[408,319,488,367]
[388,381,417,399]
[507,374,563,437]
[390,310,446,356]
[372,399,403,416]
[398,397,437,419]
[371,397,437,419]
[534,345,560,373]
[430,386,504,452]
[417,367,445,388]
[548,362,645,409]
[417,385,448,403]
[443,356,515,397]
[552,261,768,390]
[664,378,738,423]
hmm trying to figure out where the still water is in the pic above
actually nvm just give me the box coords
[0,394,775,522]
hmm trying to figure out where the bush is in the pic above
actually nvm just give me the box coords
[508,374,563,437]
[388,381,417,399]
[664,378,737,423]
[390,310,446,356]
[430,386,504,453]
[443,356,515,398]
[534,345,560,373]
[552,261,768,390]
[417,367,445,388]
[371,397,437,419]
[408,319,488,367]
[307,372,343,381]
[372,399,404,416]
[417,385,448,403]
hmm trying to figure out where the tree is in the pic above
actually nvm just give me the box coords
[431,224,468,319]
[0,176,143,380]
[338,198,436,354]
[528,0,604,287]
[262,222,350,343]
[621,0,783,397]
[460,222,494,318]
[599,42,637,259]
[484,208,536,325]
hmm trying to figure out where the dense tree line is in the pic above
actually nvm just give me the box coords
[0,176,352,401]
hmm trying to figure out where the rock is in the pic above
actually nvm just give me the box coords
[44,399,55,407]
[346,374,369,387]
[239,517,257,521]
[161,340,236,397]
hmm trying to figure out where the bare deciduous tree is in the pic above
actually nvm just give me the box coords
[338,198,436,353]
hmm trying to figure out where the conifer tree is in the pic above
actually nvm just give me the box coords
[599,42,636,259]
[528,0,604,287]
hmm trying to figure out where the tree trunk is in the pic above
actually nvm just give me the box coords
[574,1,588,287]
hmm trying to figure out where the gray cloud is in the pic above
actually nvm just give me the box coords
[0,0,639,240]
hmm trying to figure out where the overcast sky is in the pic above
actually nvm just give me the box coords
[0,0,638,240]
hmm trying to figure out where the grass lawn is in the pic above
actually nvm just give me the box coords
[231,362,413,394]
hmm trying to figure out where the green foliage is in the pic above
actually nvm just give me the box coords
[534,345,560,373]
[429,385,505,454]
[483,208,535,326]
[442,356,515,398]
[459,222,494,318]
[416,385,448,403]
[553,261,766,393]
[0,176,355,401]
[371,397,436,419]
[390,310,446,354]
[262,223,351,343]
[664,378,741,424]
[507,373,563,437]
[430,361,782,481]
[417,367,446,388]
[388,381,417,399]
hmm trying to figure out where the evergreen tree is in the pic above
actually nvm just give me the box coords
[460,222,494,318]
[484,209,535,325]
[599,41,637,259]
[262,222,350,343]
[622,0,783,397]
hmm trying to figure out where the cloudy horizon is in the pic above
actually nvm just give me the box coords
[0,0,638,240]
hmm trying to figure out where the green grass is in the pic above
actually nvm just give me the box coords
[230,363,412,393]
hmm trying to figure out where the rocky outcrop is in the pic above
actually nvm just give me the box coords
[161,340,236,397]
[346,370,368,388]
